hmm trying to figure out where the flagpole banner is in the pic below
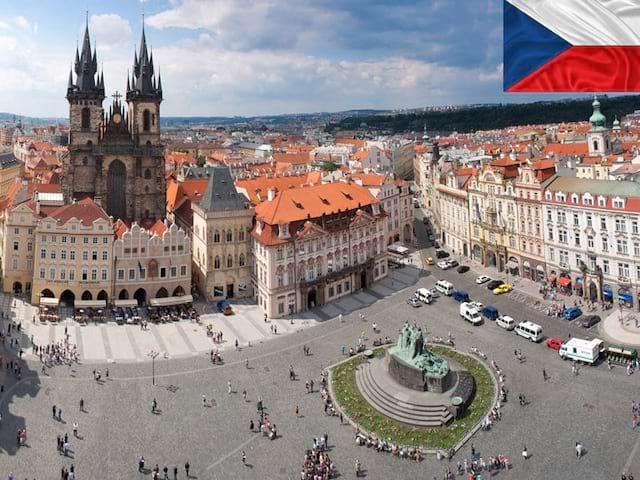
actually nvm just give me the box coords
[504,0,640,92]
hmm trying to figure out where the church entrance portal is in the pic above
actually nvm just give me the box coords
[107,160,127,220]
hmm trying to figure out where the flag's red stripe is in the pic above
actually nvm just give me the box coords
[507,46,640,92]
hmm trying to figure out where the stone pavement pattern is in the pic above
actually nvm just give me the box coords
[1,266,422,364]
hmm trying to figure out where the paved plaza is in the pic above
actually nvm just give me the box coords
[1,229,640,478]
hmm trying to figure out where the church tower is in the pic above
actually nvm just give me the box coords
[63,17,165,223]
[64,16,105,199]
[587,96,610,157]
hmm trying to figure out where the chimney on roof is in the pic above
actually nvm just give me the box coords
[267,187,276,201]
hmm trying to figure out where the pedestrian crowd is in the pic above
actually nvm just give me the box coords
[301,434,335,480]
[354,431,422,461]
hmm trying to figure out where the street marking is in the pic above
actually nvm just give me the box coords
[205,434,260,471]
[623,428,640,473]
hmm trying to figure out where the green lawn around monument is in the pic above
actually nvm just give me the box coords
[330,346,495,450]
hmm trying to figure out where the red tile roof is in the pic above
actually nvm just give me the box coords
[46,197,110,227]
[235,174,313,205]
[255,182,377,225]
[272,152,311,165]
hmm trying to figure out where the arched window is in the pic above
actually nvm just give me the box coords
[238,229,245,241]
[239,253,245,267]
[214,256,221,269]
[226,230,233,242]
[227,255,233,268]
[213,231,220,243]
[143,109,151,132]
[81,107,90,130]
[144,169,152,179]
[593,140,599,151]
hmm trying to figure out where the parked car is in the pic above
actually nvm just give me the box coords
[493,283,513,295]
[437,260,451,270]
[425,257,434,265]
[447,260,459,268]
[452,290,470,302]
[457,265,470,273]
[476,275,491,284]
[546,337,564,350]
[562,306,582,321]
[433,241,441,249]
[217,300,233,315]
[407,297,422,308]
[436,249,449,259]
[496,315,516,330]
[486,279,504,290]
[580,315,601,328]
[482,305,499,321]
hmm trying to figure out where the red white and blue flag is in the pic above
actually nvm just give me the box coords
[504,0,640,92]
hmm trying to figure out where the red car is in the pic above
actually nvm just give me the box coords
[546,337,564,350]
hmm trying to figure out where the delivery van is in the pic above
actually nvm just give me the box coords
[514,321,543,342]
[559,338,604,364]
[459,302,483,326]
[434,280,454,296]
[415,288,433,304]
[496,315,516,330]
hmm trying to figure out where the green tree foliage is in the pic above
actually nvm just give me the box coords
[326,95,640,134]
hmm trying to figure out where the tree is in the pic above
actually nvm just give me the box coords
[321,161,338,172]
[197,155,206,167]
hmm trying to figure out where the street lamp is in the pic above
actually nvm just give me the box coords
[148,350,159,385]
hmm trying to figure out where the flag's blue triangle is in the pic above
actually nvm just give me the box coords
[504,0,572,90]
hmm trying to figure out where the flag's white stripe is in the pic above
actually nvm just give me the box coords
[507,0,640,45]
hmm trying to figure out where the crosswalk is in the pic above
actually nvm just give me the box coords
[0,265,422,364]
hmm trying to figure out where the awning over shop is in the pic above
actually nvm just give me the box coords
[149,295,193,307]
[40,297,59,306]
[74,300,106,308]
[506,260,519,270]
[603,289,613,299]
[558,277,572,287]
[619,293,633,303]
[114,299,138,308]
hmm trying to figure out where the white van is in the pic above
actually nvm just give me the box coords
[559,338,604,364]
[459,303,482,326]
[514,321,543,342]
[434,280,454,296]
[415,288,433,304]
[387,243,409,256]
[496,315,516,330]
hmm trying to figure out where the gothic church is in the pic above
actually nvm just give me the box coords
[63,19,165,223]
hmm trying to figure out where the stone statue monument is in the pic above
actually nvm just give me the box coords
[387,322,452,392]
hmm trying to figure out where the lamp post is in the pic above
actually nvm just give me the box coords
[148,350,159,385]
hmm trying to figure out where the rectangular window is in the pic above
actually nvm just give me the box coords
[49,268,55,280]
[617,239,629,255]
[13,227,18,235]
[62,236,67,243]
[171,266,177,277]
[601,218,607,230]
[345,281,350,291]
[633,221,639,235]
[83,237,89,244]
[619,262,630,278]
[603,259,610,274]
[50,250,56,260]
[180,265,187,276]
[118,269,125,280]
[549,247,555,261]
[71,237,76,244]
[70,250,76,260]
[40,248,46,259]
[27,241,32,252]
[69,270,75,280]
[128,269,135,280]
[91,269,97,281]
[102,251,108,261]
[93,237,98,244]
[574,233,581,247]
[573,214,579,226]
[278,303,284,314]
[140,268,146,280]
[101,269,108,281]
[160,267,167,278]
[92,251,97,261]
[60,269,66,280]
[13,241,18,251]
[586,215,592,227]
[39,268,45,279]
[616,219,626,233]
[82,251,88,261]
[575,254,582,267]
[12,257,18,270]
[61,250,67,260]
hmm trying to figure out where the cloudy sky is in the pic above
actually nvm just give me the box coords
[0,0,535,117]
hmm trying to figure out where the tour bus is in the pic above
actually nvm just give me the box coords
[514,321,543,342]
[434,280,454,296]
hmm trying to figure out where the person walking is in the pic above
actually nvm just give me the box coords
[241,451,246,465]
[79,398,84,412]
[173,465,178,480]
[542,369,547,381]
[242,389,247,401]
[522,445,529,460]
[73,422,78,438]
[138,456,145,472]
[295,405,300,417]
[227,381,232,394]
[202,394,207,407]
[184,462,190,478]
[576,441,583,458]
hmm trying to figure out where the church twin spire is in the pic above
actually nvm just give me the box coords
[67,13,161,102]
[66,14,104,98]
[126,24,163,102]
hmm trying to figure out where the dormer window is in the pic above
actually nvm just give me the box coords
[256,221,263,235]
[555,192,566,202]
[598,195,606,207]
[583,193,593,206]
[613,197,625,209]
[278,223,290,239]
[571,193,578,204]
[545,191,552,201]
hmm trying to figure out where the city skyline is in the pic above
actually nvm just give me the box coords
[0,0,553,118]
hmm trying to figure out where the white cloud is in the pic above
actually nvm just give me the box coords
[88,14,132,52]
[150,35,502,116]
[12,16,31,31]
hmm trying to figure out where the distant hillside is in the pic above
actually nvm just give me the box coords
[0,112,65,125]
[326,96,640,134]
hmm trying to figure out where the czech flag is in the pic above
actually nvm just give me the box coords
[504,0,640,92]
